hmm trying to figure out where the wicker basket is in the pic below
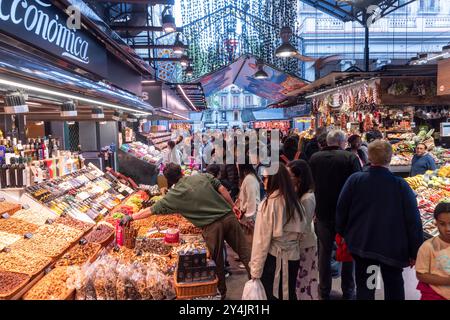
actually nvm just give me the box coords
[174,272,218,299]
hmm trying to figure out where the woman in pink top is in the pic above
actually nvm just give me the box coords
[416,202,450,300]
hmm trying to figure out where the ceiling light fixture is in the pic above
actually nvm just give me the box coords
[126,114,138,122]
[173,33,184,55]
[91,107,104,119]
[160,108,172,114]
[275,26,298,58]
[253,59,269,79]
[0,77,150,115]
[173,113,190,120]
[67,121,75,125]
[162,6,176,33]
[112,110,122,121]
[61,100,77,117]
[180,55,189,68]
[35,121,44,126]
[185,65,194,77]
[4,91,29,113]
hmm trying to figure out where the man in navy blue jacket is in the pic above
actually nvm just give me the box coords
[336,140,423,300]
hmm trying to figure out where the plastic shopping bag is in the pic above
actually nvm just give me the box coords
[242,279,267,300]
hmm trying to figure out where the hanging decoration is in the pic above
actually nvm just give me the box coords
[180,0,300,80]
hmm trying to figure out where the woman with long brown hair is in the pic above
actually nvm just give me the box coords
[249,163,306,300]
[287,160,319,300]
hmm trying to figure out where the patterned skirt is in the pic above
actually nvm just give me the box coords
[296,246,319,300]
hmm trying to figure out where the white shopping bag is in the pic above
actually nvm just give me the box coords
[242,279,267,300]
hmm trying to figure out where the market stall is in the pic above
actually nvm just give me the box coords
[0,161,216,300]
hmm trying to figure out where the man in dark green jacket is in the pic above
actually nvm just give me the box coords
[122,163,251,299]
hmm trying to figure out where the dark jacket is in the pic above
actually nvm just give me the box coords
[345,147,368,166]
[302,138,319,162]
[336,166,423,268]
[309,146,362,222]
[220,164,239,200]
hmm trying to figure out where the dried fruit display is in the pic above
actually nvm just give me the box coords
[55,243,101,267]
[35,224,83,243]
[11,234,71,258]
[0,218,39,235]
[85,224,114,244]
[55,215,94,233]
[135,238,171,256]
[0,231,21,251]
[23,266,74,300]
[0,249,51,276]
[72,254,175,300]
[0,202,21,215]
[10,209,55,226]
[0,271,30,298]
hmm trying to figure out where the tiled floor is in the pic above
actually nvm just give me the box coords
[225,248,421,300]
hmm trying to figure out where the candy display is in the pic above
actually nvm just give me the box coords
[0,271,30,299]
[120,142,164,165]
[23,266,74,300]
[0,249,51,276]
[55,243,102,267]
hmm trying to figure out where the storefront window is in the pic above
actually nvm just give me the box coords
[420,0,439,13]
[234,111,239,121]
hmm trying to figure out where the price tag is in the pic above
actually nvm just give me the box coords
[45,219,54,225]
[79,238,87,245]
[113,244,120,252]
[100,208,108,216]
[24,232,33,239]
[117,194,125,201]
[44,267,52,274]
[0,197,5,202]
[22,204,30,210]
[60,212,67,217]
[1,213,10,219]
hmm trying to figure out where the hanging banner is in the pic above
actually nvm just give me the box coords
[0,0,107,77]
[438,59,450,96]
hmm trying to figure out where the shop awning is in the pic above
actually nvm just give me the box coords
[194,55,309,103]
[0,46,153,114]
[241,109,256,122]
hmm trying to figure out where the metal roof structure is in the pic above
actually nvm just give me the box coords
[300,0,417,25]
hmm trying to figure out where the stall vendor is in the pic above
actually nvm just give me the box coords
[410,143,436,177]
[121,163,251,299]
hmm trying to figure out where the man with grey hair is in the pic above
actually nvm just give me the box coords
[336,140,423,300]
[310,129,362,300]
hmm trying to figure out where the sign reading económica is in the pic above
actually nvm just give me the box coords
[0,0,107,76]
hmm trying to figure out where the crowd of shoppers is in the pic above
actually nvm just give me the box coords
[122,126,444,300]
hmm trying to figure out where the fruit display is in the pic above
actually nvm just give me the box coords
[23,266,74,300]
[390,153,413,166]
[405,165,450,237]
